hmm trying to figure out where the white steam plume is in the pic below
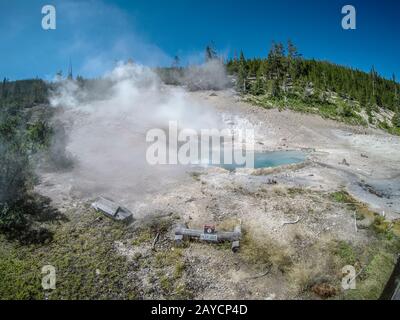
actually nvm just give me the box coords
[48,62,225,209]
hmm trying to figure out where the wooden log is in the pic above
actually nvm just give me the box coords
[282,216,301,226]
[174,223,241,252]
[175,227,241,242]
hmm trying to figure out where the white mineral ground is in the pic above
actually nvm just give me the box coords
[35,88,400,299]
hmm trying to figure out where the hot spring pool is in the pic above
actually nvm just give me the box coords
[202,150,306,171]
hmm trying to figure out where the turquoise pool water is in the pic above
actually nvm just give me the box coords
[216,150,306,170]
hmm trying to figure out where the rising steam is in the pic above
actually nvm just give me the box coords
[47,61,228,209]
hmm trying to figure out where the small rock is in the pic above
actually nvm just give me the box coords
[340,158,350,166]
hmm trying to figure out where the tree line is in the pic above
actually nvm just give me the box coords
[0,79,61,243]
[226,41,400,127]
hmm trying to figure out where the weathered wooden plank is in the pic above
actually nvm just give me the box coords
[92,197,119,215]
[91,197,133,222]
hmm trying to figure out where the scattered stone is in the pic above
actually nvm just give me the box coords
[358,182,388,199]
[340,158,350,166]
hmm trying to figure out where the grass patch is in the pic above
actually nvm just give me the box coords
[392,220,400,237]
[287,187,308,196]
[327,190,400,299]
[0,208,138,299]
[240,232,292,273]
[372,216,391,235]
[345,251,396,300]
[330,240,358,266]
[284,188,400,300]
[287,238,346,296]
[216,219,240,231]
[155,248,184,268]
[131,229,153,246]
[244,92,368,127]
[330,190,400,238]
[287,261,318,293]
[160,274,174,292]
[330,190,377,221]
[153,247,192,299]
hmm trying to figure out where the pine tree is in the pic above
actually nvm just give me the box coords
[370,66,377,101]
[1,78,7,99]
[205,43,217,62]
[287,39,301,81]
[251,68,264,95]
[287,40,299,59]
[271,78,281,98]
[172,55,180,68]
[393,74,399,108]
[267,42,286,80]
[236,51,247,93]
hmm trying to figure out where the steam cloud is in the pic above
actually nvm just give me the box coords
[48,62,228,210]
[180,59,232,91]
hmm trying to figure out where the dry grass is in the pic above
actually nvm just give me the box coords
[216,218,240,231]
[287,261,319,293]
[239,232,293,273]
[330,190,377,221]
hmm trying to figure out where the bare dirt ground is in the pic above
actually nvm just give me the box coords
[35,88,400,299]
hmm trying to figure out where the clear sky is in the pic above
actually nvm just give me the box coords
[0,0,399,80]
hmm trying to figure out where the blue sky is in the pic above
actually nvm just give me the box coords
[0,0,399,80]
